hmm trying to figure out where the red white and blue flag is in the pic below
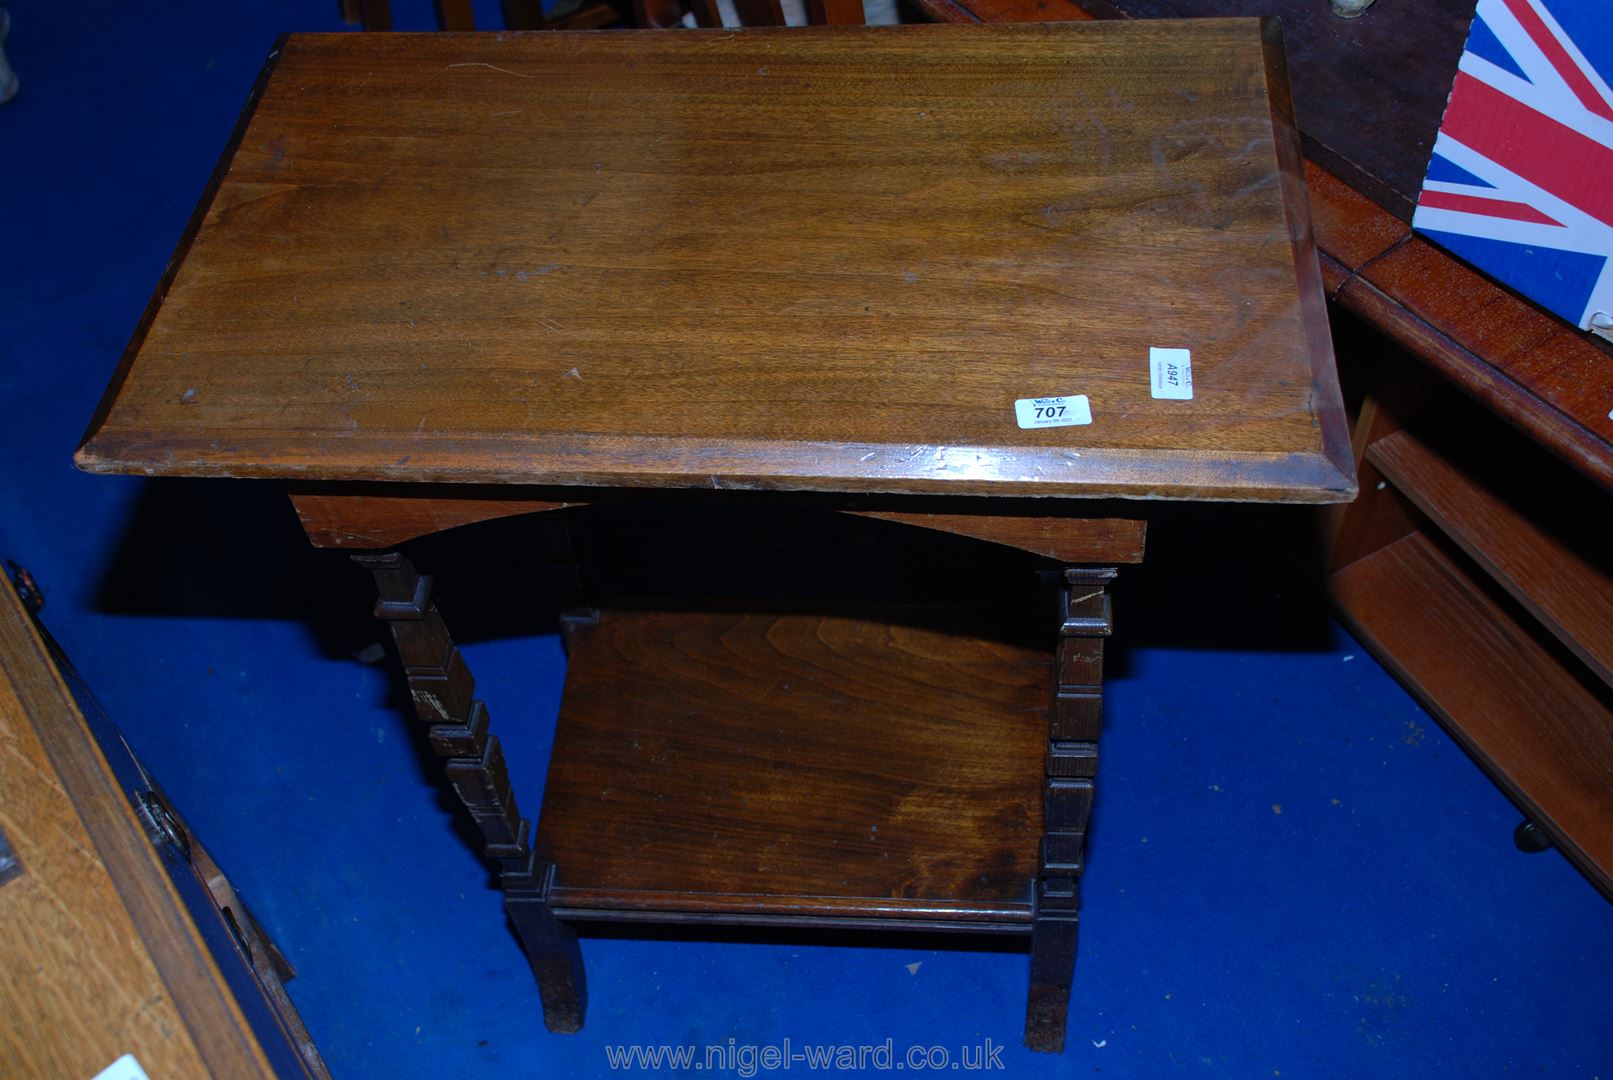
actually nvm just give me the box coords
[1413,0,1613,339]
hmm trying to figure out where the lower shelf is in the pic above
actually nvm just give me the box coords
[1366,426,1613,690]
[1331,531,1613,898]
[535,605,1052,929]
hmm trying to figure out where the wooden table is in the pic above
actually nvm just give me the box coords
[76,23,1353,1052]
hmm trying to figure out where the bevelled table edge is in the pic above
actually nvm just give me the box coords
[1259,14,1358,507]
[75,434,1358,505]
[74,35,289,473]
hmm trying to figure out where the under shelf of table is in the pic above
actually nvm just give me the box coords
[535,604,1053,931]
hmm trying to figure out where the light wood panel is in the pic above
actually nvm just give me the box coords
[0,575,276,1080]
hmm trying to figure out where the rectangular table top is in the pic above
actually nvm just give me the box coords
[77,22,1354,504]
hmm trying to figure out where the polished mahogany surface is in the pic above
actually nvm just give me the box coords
[539,605,1051,925]
[78,24,1352,505]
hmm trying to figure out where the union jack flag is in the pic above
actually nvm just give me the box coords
[1413,0,1613,339]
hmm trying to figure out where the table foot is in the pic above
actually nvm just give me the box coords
[354,551,588,1033]
[1513,819,1553,854]
[508,862,588,1033]
[1026,914,1078,1053]
[1025,566,1114,1053]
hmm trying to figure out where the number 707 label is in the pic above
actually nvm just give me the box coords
[1014,394,1093,429]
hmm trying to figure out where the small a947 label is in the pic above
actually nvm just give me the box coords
[1014,394,1092,429]
[1149,347,1193,400]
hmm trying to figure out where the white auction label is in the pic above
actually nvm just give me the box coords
[1014,394,1092,429]
[93,1056,151,1080]
[1149,347,1193,400]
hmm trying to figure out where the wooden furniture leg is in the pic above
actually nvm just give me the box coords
[357,0,393,30]
[806,0,865,23]
[353,551,586,1034]
[1026,566,1114,1053]
[435,0,478,29]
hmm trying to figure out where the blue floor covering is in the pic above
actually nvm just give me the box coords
[2,3,1611,1076]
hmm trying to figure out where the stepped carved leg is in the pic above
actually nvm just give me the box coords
[354,551,586,1034]
[1026,566,1115,1053]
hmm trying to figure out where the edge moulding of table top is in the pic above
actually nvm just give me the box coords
[74,23,1355,1055]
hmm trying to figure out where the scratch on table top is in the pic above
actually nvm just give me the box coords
[446,62,537,80]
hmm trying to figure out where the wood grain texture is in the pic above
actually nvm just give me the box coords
[289,482,1147,561]
[0,576,275,1080]
[77,25,1352,505]
[1368,429,1613,691]
[537,606,1051,922]
[1301,160,1406,279]
[0,665,210,1078]
[290,486,574,547]
[844,509,1144,563]
[1331,532,1613,900]
[1326,456,1416,574]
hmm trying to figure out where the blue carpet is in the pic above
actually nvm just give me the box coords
[3,3,1612,1077]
